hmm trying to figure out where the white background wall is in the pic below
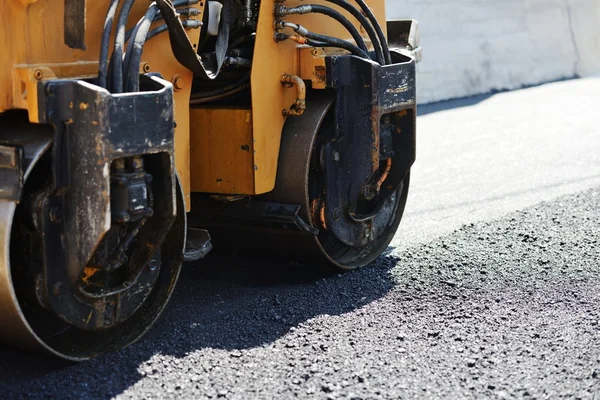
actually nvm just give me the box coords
[387,0,600,104]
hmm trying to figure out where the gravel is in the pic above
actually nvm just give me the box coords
[1,188,599,399]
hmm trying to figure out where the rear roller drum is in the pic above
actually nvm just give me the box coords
[266,93,411,270]
[190,93,411,270]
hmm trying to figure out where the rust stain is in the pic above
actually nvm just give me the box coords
[79,102,89,110]
[81,266,100,285]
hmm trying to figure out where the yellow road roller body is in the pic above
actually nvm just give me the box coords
[0,0,420,360]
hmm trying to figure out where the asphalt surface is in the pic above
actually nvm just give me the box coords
[1,78,599,399]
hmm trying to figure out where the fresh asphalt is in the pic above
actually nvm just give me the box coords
[1,78,599,399]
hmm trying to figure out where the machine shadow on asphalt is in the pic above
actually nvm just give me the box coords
[0,251,400,397]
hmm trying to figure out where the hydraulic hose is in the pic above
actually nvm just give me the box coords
[125,7,200,42]
[145,24,169,41]
[145,19,202,41]
[321,0,386,65]
[277,5,370,58]
[189,83,250,104]
[111,0,136,93]
[276,22,370,59]
[352,0,391,64]
[190,75,251,100]
[125,5,160,92]
[98,0,120,89]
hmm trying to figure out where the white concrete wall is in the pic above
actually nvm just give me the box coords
[387,0,600,104]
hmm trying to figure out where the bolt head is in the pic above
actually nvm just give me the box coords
[172,75,184,91]
[49,206,62,223]
[333,208,341,220]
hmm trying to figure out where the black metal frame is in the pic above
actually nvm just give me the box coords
[320,50,416,247]
[34,74,179,329]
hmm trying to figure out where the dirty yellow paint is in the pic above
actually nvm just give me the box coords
[1,0,388,200]
[190,108,255,194]
[0,0,203,210]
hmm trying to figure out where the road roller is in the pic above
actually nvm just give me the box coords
[0,0,420,360]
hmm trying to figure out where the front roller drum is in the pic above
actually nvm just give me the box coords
[0,148,185,360]
[0,74,186,360]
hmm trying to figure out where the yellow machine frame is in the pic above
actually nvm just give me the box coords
[0,0,387,206]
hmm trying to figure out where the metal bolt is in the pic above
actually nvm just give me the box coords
[333,208,341,220]
[148,260,157,271]
[49,206,62,223]
[142,63,151,73]
[34,69,43,80]
[332,151,340,162]
[172,75,184,91]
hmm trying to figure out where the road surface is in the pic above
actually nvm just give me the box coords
[1,78,599,399]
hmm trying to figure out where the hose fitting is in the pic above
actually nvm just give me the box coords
[274,5,312,16]
[280,74,306,117]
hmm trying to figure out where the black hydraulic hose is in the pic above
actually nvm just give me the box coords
[322,0,385,65]
[126,5,161,92]
[111,0,136,93]
[145,19,200,41]
[123,16,146,80]
[125,6,200,42]
[146,24,169,41]
[189,83,250,104]
[98,0,120,89]
[190,75,250,99]
[279,5,370,58]
[278,22,369,59]
[352,0,391,64]
[304,31,369,59]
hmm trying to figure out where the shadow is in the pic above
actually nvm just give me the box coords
[0,252,400,399]
[417,76,579,117]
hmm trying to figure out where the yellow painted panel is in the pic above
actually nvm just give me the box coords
[190,108,255,194]
[249,0,387,195]
[0,0,202,210]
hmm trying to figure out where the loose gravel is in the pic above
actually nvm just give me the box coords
[1,188,599,399]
